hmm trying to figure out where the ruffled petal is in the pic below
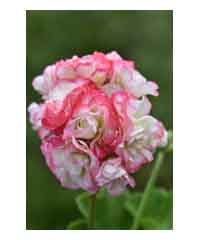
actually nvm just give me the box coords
[128,70,159,97]
[107,175,136,196]
[96,157,135,195]
[41,100,68,130]
[134,116,166,148]
[47,79,86,100]
[106,51,122,61]
[116,115,166,173]
[127,96,152,119]
[56,60,77,80]
[28,102,50,139]
[41,136,99,192]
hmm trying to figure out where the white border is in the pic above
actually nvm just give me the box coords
[25,0,174,10]
[1,0,200,239]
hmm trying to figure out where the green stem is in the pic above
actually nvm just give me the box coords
[88,193,97,229]
[131,151,165,230]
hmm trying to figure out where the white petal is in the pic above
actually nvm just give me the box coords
[127,96,151,119]
[47,81,84,100]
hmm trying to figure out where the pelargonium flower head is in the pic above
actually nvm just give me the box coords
[28,51,167,196]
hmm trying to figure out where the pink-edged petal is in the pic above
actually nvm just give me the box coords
[96,157,124,186]
[41,136,99,192]
[28,103,43,130]
[134,115,166,148]
[106,51,122,61]
[95,157,136,196]
[107,175,136,196]
[129,70,159,97]
[42,65,56,95]
[47,79,86,100]
[28,102,50,139]
[76,63,95,78]
[116,114,167,173]
[93,52,112,72]
[110,60,134,88]
[32,75,45,95]
[106,178,128,196]
[127,96,152,119]
[32,65,56,96]
[56,60,76,79]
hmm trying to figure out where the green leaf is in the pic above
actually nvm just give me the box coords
[125,188,173,230]
[75,188,132,229]
[67,219,87,230]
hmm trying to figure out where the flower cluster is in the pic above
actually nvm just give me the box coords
[28,51,167,196]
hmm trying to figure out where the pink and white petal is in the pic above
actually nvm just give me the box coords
[32,75,45,95]
[48,146,80,189]
[41,100,68,130]
[125,150,149,173]
[47,80,86,100]
[41,136,98,192]
[144,81,159,96]
[28,102,44,130]
[111,91,129,118]
[141,148,154,162]
[59,169,80,189]
[111,91,134,136]
[125,175,136,188]
[106,175,136,196]
[76,63,96,78]
[71,137,100,176]
[43,65,57,92]
[93,52,112,72]
[110,61,133,90]
[96,157,126,186]
[102,159,126,180]
[32,65,56,97]
[127,96,152,119]
[106,51,122,61]
[106,178,128,196]
[56,60,76,80]
[101,83,122,97]
[130,70,159,97]
[37,128,50,139]
[134,116,166,148]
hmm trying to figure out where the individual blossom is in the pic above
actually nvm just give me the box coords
[103,51,159,98]
[41,135,99,192]
[63,84,122,160]
[96,157,135,196]
[112,91,167,173]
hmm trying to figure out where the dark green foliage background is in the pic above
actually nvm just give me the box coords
[26,10,173,229]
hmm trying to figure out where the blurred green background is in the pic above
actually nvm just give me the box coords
[26,10,173,229]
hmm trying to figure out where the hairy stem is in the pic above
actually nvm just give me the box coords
[132,151,165,229]
[88,193,97,229]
